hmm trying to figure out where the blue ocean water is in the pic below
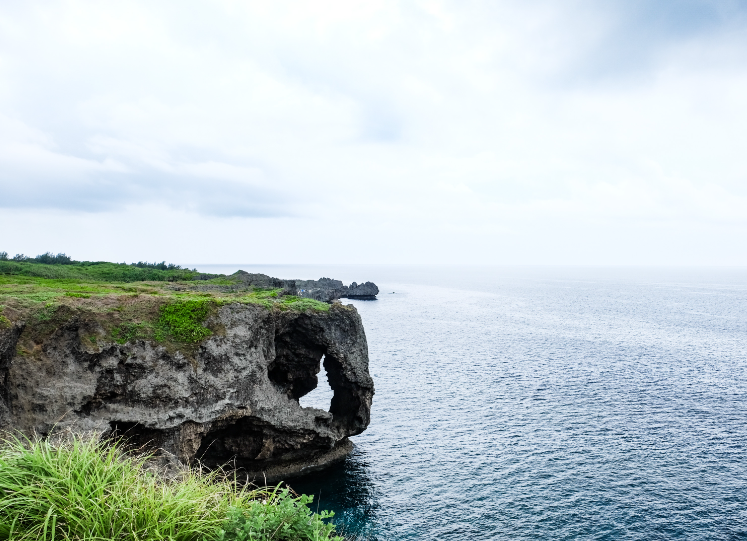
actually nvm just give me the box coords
[196,265,747,540]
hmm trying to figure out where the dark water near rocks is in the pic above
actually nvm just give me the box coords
[196,265,747,540]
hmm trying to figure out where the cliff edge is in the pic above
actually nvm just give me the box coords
[0,278,375,481]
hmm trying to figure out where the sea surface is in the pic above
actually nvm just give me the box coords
[194,265,747,540]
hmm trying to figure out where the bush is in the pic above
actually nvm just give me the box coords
[0,435,342,541]
[216,489,341,541]
[33,252,73,265]
[132,261,184,270]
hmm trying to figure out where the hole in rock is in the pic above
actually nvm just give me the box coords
[267,325,325,400]
[299,355,334,411]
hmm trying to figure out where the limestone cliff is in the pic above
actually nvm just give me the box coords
[230,272,380,302]
[0,302,374,481]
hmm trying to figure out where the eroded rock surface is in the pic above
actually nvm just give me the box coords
[0,303,374,481]
[232,272,380,302]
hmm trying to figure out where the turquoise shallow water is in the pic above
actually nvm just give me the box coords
[196,266,747,540]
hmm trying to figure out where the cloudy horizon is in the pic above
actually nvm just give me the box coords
[2,1,747,265]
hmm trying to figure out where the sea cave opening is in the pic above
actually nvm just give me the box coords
[298,355,335,411]
[267,321,363,431]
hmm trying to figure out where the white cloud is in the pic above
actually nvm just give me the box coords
[0,0,746,263]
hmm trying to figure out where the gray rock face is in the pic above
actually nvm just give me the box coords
[232,272,380,302]
[0,303,374,481]
[346,281,380,299]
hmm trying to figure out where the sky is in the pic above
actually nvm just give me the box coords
[1,0,747,265]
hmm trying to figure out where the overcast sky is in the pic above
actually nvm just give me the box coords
[1,0,746,265]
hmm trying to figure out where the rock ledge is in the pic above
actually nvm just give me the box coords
[232,272,380,302]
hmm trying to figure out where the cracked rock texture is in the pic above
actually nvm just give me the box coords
[0,303,374,481]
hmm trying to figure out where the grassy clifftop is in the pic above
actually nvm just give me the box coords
[0,254,330,354]
[0,258,200,282]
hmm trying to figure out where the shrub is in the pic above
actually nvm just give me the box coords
[132,261,184,270]
[217,489,341,541]
[33,252,73,265]
[0,435,342,541]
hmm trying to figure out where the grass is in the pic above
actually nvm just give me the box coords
[0,260,200,283]
[0,434,342,541]
[156,299,214,343]
[0,265,331,354]
[110,322,151,345]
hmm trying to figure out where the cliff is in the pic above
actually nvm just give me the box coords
[230,272,380,302]
[0,276,375,481]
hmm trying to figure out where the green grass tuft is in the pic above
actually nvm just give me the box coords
[157,299,214,343]
[111,322,151,344]
[35,303,58,322]
[279,296,331,312]
[64,292,90,298]
[0,435,342,541]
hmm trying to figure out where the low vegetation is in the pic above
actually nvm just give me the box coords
[0,252,329,354]
[0,435,342,541]
[0,258,200,283]
[156,299,215,343]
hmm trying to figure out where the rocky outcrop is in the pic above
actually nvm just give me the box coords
[345,282,379,300]
[232,272,379,302]
[0,303,374,482]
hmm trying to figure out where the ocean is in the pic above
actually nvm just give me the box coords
[194,265,747,540]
